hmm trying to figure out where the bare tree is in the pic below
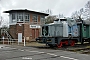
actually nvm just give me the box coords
[45,14,65,24]
[41,9,52,15]
[71,11,79,19]
[45,16,57,24]
[84,0,90,20]
[58,14,65,18]
[0,16,3,27]
[0,0,4,27]
[71,8,84,21]
[46,9,52,15]
[41,9,54,24]
[42,9,65,24]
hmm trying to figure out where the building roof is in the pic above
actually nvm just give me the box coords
[3,9,49,16]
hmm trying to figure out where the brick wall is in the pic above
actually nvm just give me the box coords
[9,25,17,39]
[23,24,30,41]
[16,24,24,39]
[30,14,33,22]
[38,15,40,22]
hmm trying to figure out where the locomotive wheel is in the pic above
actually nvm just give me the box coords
[57,42,62,48]
[81,40,84,45]
[89,40,90,43]
[70,40,75,46]
[48,44,54,47]
[65,41,68,45]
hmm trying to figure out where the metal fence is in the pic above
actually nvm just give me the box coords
[0,37,26,46]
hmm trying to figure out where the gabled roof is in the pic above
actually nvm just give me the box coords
[3,9,49,16]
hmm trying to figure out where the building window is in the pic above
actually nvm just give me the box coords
[12,13,16,22]
[32,14,38,22]
[84,26,86,31]
[17,13,23,22]
[40,16,45,24]
[25,13,30,22]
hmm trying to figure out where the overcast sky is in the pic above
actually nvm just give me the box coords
[0,0,89,26]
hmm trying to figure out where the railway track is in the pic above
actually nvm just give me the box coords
[35,43,90,54]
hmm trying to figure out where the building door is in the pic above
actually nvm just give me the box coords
[18,33,22,42]
[36,29,39,38]
[32,29,35,39]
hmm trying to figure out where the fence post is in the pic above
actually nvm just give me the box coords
[24,37,25,46]
[2,36,4,45]
[12,39,13,45]
[8,39,9,44]
[18,41,19,45]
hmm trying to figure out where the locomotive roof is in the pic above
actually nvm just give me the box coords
[42,23,62,26]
